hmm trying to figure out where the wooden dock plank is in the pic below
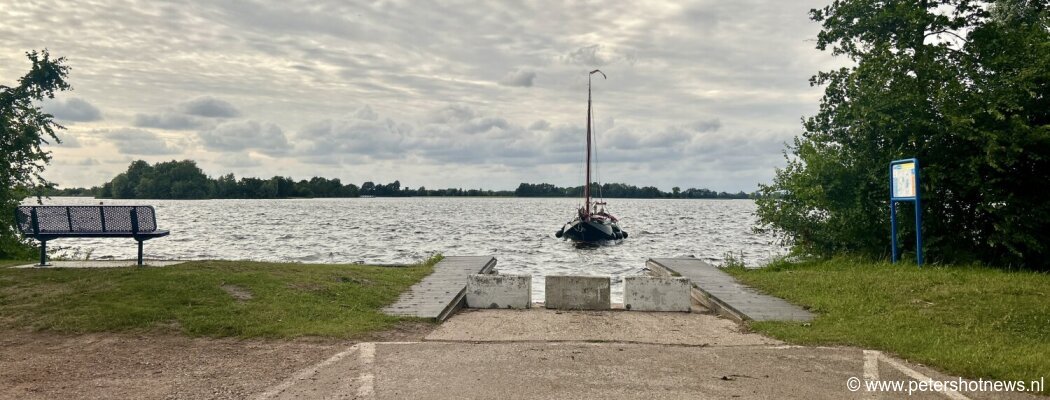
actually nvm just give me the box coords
[646,258,814,322]
[382,256,497,321]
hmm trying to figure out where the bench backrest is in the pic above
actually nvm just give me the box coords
[15,206,160,235]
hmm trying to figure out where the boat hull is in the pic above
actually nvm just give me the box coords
[557,218,627,243]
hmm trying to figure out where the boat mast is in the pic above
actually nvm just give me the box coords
[584,69,605,218]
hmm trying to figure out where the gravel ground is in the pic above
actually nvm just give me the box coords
[0,323,432,400]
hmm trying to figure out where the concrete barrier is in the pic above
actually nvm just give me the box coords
[544,275,610,310]
[465,274,531,309]
[623,276,692,312]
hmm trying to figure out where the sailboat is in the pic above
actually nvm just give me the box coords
[554,70,628,243]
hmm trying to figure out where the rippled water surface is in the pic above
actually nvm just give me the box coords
[34,197,784,301]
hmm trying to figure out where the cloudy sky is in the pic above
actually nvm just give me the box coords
[2,0,843,192]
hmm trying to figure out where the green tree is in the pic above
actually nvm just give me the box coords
[340,182,360,197]
[757,0,1049,269]
[106,160,153,199]
[212,173,239,198]
[0,50,72,258]
[163,160,210,199]
[271,176,295,198]
[360,181,376,196]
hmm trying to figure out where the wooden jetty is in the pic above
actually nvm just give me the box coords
[383,256,497,321]
[647,258,814,322]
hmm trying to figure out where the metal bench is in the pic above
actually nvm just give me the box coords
[15,205,170,266]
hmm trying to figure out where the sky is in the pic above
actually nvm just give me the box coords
[1,0,843,192]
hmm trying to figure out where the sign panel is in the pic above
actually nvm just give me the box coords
[892,162,916,199]
[889,158,923,266]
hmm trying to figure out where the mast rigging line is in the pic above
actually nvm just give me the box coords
[593,90,603,203]
[583,69,606,218]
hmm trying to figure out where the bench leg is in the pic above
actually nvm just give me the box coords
[38,240,48,267]
[137,240,144,266]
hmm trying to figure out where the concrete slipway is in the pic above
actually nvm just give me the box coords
[381,256,497,321]
[647,257,816,322]
[260,309,1036,400]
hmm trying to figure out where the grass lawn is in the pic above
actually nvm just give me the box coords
[0,260,28,268]
[726,258,1050,392]
[0,256,439,338]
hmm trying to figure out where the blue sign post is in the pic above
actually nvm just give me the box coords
[890,158,923,266]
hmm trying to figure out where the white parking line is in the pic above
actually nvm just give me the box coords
[356,342,377,398]
[863,350,880,381]
[254,344,362,400]
[875,351,971,400]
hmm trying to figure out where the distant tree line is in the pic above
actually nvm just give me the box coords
[514,182,751,199]
[43,159,752,200]
[44,160,517,199]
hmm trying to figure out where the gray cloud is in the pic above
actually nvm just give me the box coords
[425,104,478,124]
[562,45,634,67]
[499,70,536,87]
[198,120,289,155]
[53,157,99,166]
[214,153,262,168]
[353,105,378,121]
[133,113,205,130]
[104,129,181,155]
[103,156,136,165]
[605,125,693,151]
[565,45,606,66]
[528,120,550,130]
[297,116,407,160]
[462,117,510,134]
[41,98,102,122]
[689,118,722,133]
[179,96,241,118]
[53,133,82,148]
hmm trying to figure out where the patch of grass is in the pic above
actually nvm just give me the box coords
[0,255,441,338]
[0,259,30,268]
[725,257,1050,393]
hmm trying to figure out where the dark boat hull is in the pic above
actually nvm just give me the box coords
[557,218,627,243]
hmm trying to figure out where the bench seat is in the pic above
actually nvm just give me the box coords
[27,230,170,239]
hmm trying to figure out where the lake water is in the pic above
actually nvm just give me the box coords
[31,197,784,302]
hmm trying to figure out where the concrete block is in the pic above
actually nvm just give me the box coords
[623,276,692,312]
[544,275,610,310]
[465,274,531,309]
